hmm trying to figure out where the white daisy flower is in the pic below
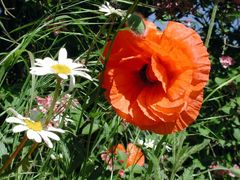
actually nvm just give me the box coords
[144,139,155,149]
[163,142,172,152]
[30,48,92,90]
[99,2,126,17]
[137,138,155,149]
[137,139,144,146]
[6,111,65,148]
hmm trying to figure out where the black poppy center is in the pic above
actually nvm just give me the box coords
[139,64,162,86]
[139,64,148,82]
[139,64,152,84]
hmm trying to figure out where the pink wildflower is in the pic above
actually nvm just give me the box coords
[101,152,114,171]
[36,94,79,127]
[118,169,125,178]
[36,96,52,113]
[36,94,78,114]
[209,163,228,176]
[210,163,240,178]
[219,56,235,68]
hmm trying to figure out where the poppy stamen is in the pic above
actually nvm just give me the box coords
[139,64,149,83]
[139,64,159,85]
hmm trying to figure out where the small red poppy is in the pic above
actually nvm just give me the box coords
[101,143,144,169]
[102,20,210,134]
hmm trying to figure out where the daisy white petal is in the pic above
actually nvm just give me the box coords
[58,48,68,63]
[69,75,75,91]
[13,125,29,133]
[69,63,85,69]
[6,117,25,125]
[74,67,90,72]
[30,67,53,75]
[99,2,125,17]
[39,131,53,148]
[36,57,57,66]
[64,58,74,64]
[58,73,68,79]
[27,129,42,143]
[47,126,65,133]
[42,131,60,141]
[35,58,44,62]
[7,108,24,119]
[73,71,92,80]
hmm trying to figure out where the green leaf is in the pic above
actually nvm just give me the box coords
[82,123,99,135]
[182,168,194,180]
[127,14,146,35]
[117,150,128,163]
[127,165,144,174]
[236,97,240,106]
[221,104,231,114]
[147,151,165,180]
[229,167,240,177]
[0,142,8,158]
[215,77,226,85]
[199,127,210,136]
[233,129,240,141]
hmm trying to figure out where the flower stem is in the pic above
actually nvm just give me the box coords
[45,77,61,125]
[204,0,219,48]
[0,135,28,174]
[14,143,38,170]
[0,143,38,177]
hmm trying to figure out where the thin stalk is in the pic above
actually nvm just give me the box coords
[203,74,240,103]
[0,135,28,174]
[74,17,112,133]
[84,17,113,65]
[0,143,38,177]
[205,0,219,48]
[15,143,38,170]
[45,77,61,125]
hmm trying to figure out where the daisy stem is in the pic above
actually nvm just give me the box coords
[0,135,28,174]
[45,77,61,125]
[204,0,219,48]
[14,143,38,171]
[0,143,38,177]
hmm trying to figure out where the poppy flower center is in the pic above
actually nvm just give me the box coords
[24,119,43,131]
[139,64,157,84]
[139,64,149,83]
[51,64,72,74]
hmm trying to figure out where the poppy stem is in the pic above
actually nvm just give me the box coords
[205,0,219,48]
[0,135,28,174]
[45,77,61,125]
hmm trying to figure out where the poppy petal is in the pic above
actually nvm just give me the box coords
[126,143,145,167]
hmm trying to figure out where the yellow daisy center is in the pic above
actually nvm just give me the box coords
[51,64,72,74]
[24,119,43,131]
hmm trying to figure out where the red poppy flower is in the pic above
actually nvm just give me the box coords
[126,143,144,167]
[101,143,144,170]
[102,20,210,134]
